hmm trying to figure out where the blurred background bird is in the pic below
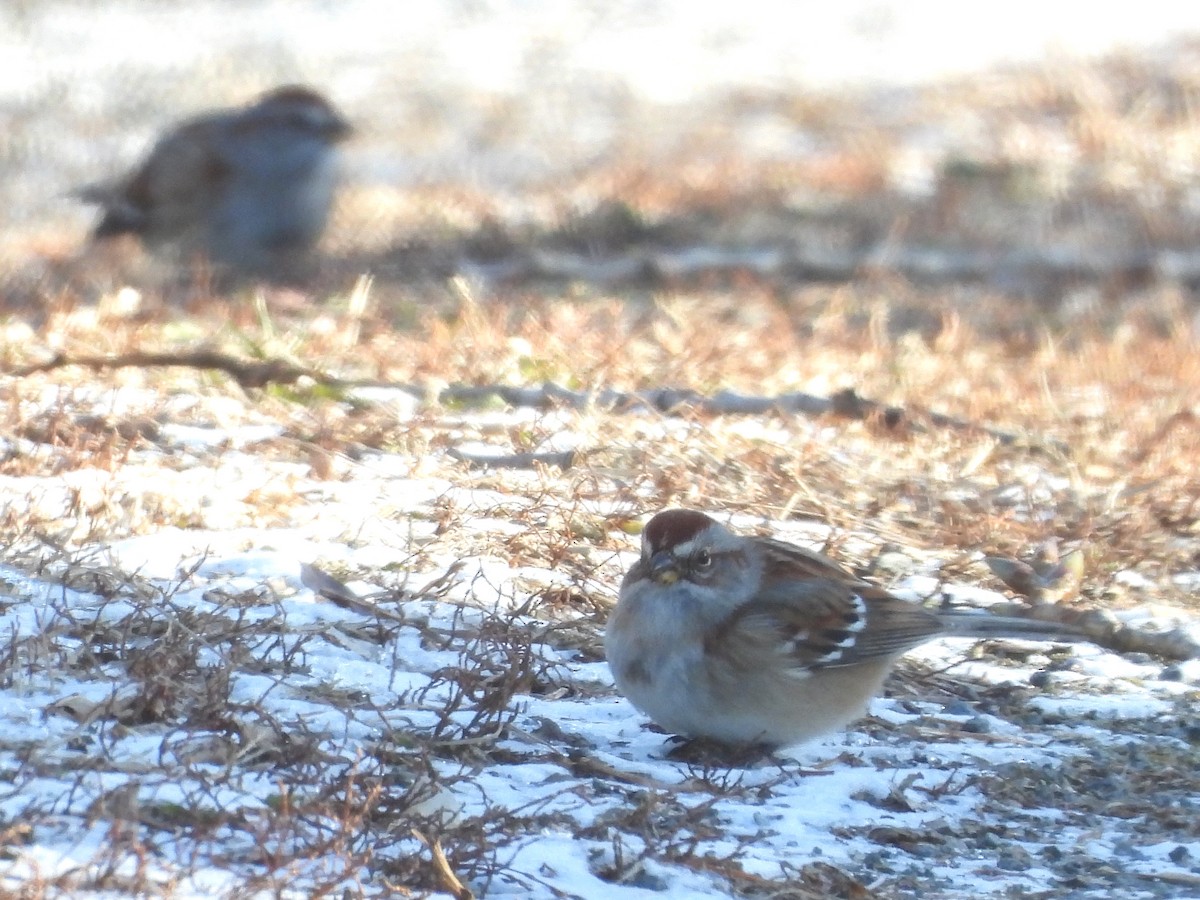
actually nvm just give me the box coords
[78,85,352,280]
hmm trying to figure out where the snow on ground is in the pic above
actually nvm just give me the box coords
[0,395,1197,899]
[2,3,1200,896]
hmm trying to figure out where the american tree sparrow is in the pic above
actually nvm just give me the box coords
[606,509,1082,747]
[80,85,352,277]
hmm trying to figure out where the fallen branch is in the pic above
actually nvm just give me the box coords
[12,349,318,390]
[9,351,1059,451]
[988,601,1200,661]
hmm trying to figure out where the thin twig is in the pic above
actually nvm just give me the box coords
[413,829,475,900]
[9,351,1059,450]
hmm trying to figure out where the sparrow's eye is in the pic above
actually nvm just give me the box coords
[693,549,713,570]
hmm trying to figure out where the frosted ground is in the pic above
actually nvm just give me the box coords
[2,2,1200,898]
[0,384,1197,899]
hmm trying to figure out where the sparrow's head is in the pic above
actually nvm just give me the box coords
[631,510,758,608]
[246,85,353,143]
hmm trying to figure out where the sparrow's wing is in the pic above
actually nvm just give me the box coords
[88,114,231,241]
[714,575,946,672]
[757,537,869,585]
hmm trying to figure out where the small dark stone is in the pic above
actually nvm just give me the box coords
[1169,845,1191,865]
[961,716,992,734]
[529,716,593,748]
[996,848,1032,871]
[1028,670,1051,688]
[975,832,1001,850]
[1111,839,1146,860]
[1086,774,1123,794]
[861,850,895,872]
[1046,656,1082,672]
[626,869,669,891]
[67,735,93,752]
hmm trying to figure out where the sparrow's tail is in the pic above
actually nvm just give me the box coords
[936,611,1086,643]
[74,185,146,239]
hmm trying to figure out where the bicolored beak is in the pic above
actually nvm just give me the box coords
[648,551,681,585]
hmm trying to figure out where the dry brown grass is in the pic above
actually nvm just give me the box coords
[1,41,1199,899]
[4,273,1197,610]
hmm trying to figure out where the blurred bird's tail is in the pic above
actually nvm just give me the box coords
[75,184,145,239]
